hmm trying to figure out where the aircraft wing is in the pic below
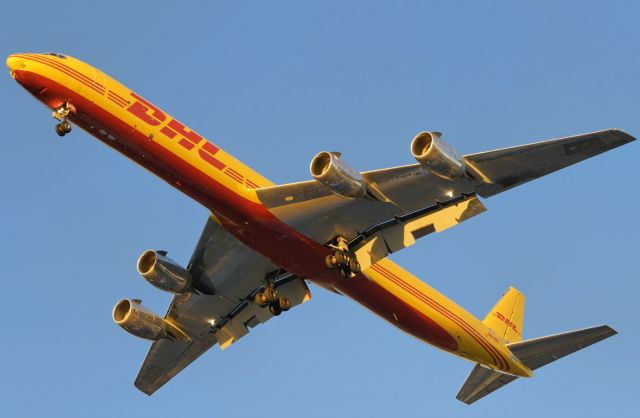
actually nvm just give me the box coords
[133,129,632,394]
[133,216,311,395]
[256,129,634,257]
[465,129,634,197]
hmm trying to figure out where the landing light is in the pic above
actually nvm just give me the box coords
[208,319,216,326]
[445,190,454,198]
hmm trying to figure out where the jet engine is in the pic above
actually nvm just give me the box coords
[137,250,192,294]
[310,151,367,199]
[410,131,466,179]
[112,298,167,341]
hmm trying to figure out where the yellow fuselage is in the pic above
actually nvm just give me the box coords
[7,52,532,378]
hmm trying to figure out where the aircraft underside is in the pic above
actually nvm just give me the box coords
[7,52,632,401]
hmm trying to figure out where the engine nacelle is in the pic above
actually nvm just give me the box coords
[137,250,192,294]
[410,131,466,179]
[112,299,167,341]
[310,151,367,199]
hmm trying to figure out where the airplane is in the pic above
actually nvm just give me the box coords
[6,52,634,404]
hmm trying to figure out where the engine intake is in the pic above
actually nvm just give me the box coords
[137,250,192,294]
[310,151,367,199]
[112,299,167,341]
[410,131,466,179]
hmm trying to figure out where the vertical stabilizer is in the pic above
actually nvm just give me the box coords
[482,287,525,343]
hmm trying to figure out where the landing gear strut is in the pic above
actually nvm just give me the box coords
[254,278,291,316]
[325,236,361,278]
[52,101,73,137]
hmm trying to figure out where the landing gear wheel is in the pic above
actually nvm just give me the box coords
[348,258,361,275]
[55,120,72,137]
[254,291,269,308]
[269,303,283,316]
[61,120,72,133]
[325,254,337,269]
[328,246,360,278]
[339,266,352,278]
[334,250,348,266]
[278,296,291,311]
[263,287,278,303]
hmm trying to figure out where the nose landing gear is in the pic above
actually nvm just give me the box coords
[55,120,72,136]
[52,101,73,137]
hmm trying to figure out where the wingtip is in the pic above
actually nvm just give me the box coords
[134,379,157,396]
[608,128,636,143]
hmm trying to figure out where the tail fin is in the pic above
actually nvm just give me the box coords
[482,287,525,343]
[456,325,617,404]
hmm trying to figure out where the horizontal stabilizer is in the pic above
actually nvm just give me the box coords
[456,365,518,404]
[456,325,617,404]
[507,325,617,370]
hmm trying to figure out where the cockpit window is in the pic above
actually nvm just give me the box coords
[46,52,67,59]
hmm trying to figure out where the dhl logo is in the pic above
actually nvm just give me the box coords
[126,93,258,188]
[494,311,521,335]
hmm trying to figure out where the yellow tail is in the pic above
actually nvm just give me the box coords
[482,287,525,343]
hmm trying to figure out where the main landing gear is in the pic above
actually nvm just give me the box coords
[325,236,361,278]
[254,283,291,316]
[53,101,73,137]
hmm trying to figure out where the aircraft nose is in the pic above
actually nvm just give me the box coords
[7,54,27,73]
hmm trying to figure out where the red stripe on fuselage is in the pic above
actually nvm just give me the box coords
[108,90,128,104]
[20,54,106,90]
[14,70,462,354]
[108,91,127,107]
[370,264,508,370]
[15,54,105,95]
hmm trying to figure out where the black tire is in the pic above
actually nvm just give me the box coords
[325,254,337,269]
[334,250,347,266]
[278,296,291,311]
[61,120,72,133]
[349,258,361,274]
[263,287,278,303]
[55,124,66,137]
[269,303,282,316]
[339,266,351,278]
[254,291,268,307]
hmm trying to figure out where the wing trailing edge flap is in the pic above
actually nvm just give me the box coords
[352,194,486,271]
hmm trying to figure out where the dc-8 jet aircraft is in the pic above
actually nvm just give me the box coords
[7,52,634,403]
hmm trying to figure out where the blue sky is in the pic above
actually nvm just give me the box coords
[1,1,638,417]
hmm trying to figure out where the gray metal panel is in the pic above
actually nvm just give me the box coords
[133,216,280,395]
[507,325,617,370]
[456,364,518,405]
[134,330,219,395]
[466,129,634,197]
